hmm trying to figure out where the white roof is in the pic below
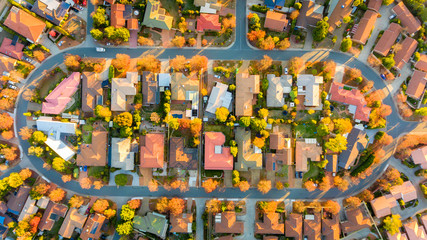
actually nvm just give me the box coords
[37,196,50,209]
[297,75,323,107]
[206,82,232,114]
[111,72,138,111]
[200,3,217,14]
[37,117,77,136]
[305,138,317,144]
[45,137,76,161]
[157,73,171,87]
[266,74,292,108]
[18,196,39,221]
[186,91,199,109]
[110,138,135,171]
[40,0,60,10]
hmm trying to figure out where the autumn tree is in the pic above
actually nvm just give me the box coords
[169,198,185,216]
[290,10,299,20]
[137,55,161,73]
[52,157,67,172]
[206,199,221,213]
[257,180,272,194]
[202,179,219,193]
[340,38,352,52]
[114,112,133,127]
[93,199,109,213]
[383,215,402,235]
[94,105,112,122]
[258,36,275,50]
[215,107,229,122]
[247,30,266,41]
[324,200,340,215]
[318,177,331,192]
[1,147,17,161]
[104,209,116,219]
[120,205,135,221]
[325,134,347,153]
[334,176,349,191]
[0,112,13,131]
[304,180,317,192]
[293,201,305,213]
[2,131,13,140]
[170,55,187,71]
[80,177,92,189]
[64,54,81,71]
[187,38,196,46]
[69,195,85,208]
[49,188,66,202]
[171,36,186,48]
[358,189,374,202]
[375,131,393,146]
[156,197,169,213]
[276,38,290,50]
[137,36,154,46]
[8,172,23,188]
[257,55,273,71]
[30,131,47,144]
[344,196,361,209]
[238,181,250,192]
[93,181,103,190]
[288,57,305,75]
[30,183,50,200]
[116,221,133,236]
[333,118,353,134]
[190,55,208,72]
[258,201,278,213]
[19,169,32,180]
[33,50,45,62]
[19,127,33,140]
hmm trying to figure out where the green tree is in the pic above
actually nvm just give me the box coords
[167,117,179,130]
[8,173,23,189]
[94,105,112,121]
[119,127,133,138]
[313,17,330,42]
[340,38,352,52]
[30,131,47,144]
[239,117,251,127]
[383,215,402,235]
[414,52,421,61]
[114,27,130,42]
[343,16,351,23]
[230,146,238,157]
[215,107,229,123]
[93,7,108,28]
[325,134,348,153]
[103,26,116,39]
[116,221,133,236]
[250,118,267,132]
[52,157,66,172]
[114,112,133,128]
[382,0,393,5]
[353,0,361,6]
[90,29,103,40]
[415,107,427,116]
[382,54,395,70]
[317,124,330,137]
[120,204,135,221]
[28,146,44,157]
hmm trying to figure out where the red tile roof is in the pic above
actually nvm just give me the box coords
[264,11,288,32]
[394,37,418,70]
[406,70,427,100]
[255,213,285,235]
[352,10,378,45]
[38,201,68,231]
[329,82,371,122]
[340,205,372,235]
[127,18,139,30]
[327,0,353,33]
[370,194,397,218]
[204,132,233,170]
[140,133,164,168]
[197,13,221,32]
[76,131,108,166]
[170,213,193,233]
[392,2,421,35]
[80,213,106,240]
[415,54,427,72]
[4,7,46,42]
[322,214,340,240]
[285,213,303,239]
[412,146,427,169]
[367,0,382,12]
[111,4,126,28]
[373,23,401,57]
[390,181,418,202]
[214,211,244,234]
[304,213,321,240]
[0,54,16,75]
[0,37,24,60]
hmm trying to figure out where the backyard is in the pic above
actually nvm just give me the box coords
[82,124,93,144]
[303,161,322,181]
[38,68,67,98]
[295,122,317,138]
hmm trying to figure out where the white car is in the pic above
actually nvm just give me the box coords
[284,67,288,74]
[96,47,106,52]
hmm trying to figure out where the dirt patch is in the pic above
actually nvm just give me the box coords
[57,14,86,50]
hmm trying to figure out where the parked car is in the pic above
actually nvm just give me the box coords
[76,5,83,10]
[380,74,386,80]
[70,7,79,13]
[96,47,106,52]
[284,67,288,74]
[8,85,17,90]
[389,14,397,19]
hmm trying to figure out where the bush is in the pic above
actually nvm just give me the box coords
[351,149,375,176]
[250,5,268,13]
[115,174,128,186]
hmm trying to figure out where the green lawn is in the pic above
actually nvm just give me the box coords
[39,70,66,98]
[295,123,317,138]
[303,161,321,181]
[82,124,93,144]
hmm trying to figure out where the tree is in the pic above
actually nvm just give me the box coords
[93,199,109,213]
[115,174,128,186]
[111,54,130,71]
[190,55,208,72]
[382,0,393,5]
[90,29,103,40]
[8,172,23,188]
[64,54,81,71]
[169,198,185,216]
[358,189,374,202]
[317,124,330,137]
[250,118,267,132]
[137,55,161,73]
[304,180,317,192]
[0,112,13,130]
[325,134,347,153]
[127,199,141,210]
[156,197,169,213]
[238,181,250,192]
[52,157,66,172]
[253,137,265,148]
[247,30,266,41]
[334,176,349,191]
[313,17,329,42]
[112,27,130,42]
[69,195,84,208]
[276,38,290,50]
[239,117,251,127]
[293,201,305,213]
[318,177,331,192]
[376,132,393,146]
[257,180,272,194]
[19,127,33,140]
[171,36,186,48]
[206,199,221,213]
[324,200,340,214]
[29,146,44,159]
[340,38,352,52]
[1,147,17,161]
[80,177,92,189]
[215,107,229,122]
[114,112,133,128]
[138,36,154,46]
[258,201,278,213]
[120,205,135,221]
[290,10,299,20]
[94,105,112,121]
[30,183,50,200]
[2,131,13,140]
[170,55,187,71]
[258,36,275,50]
[345,196,361,208]
[353,0,361,5]
[33,50,45,62]
[187,38,196,46]
[148,179,159,192]
[257,55,273,72]
[382,54,395,70]
[202,179,219,193]
[288,57,305,75]
[415,107,427,116]
[333,118,353,134]
[190,118,202,137]
[178,17,188,33]
[49,188,65,202]
[93,7,108,28]
[104,209,116,219]
[383,215,402,235]
[19,169,32,180]
[258,108,269,118]
[116,221,133,236]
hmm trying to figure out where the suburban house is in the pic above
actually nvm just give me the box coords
[296,0,323,29]
[0,55,16,76]
[390,181,418,202]
[58,208,88,238]
[415,54,427,72]
[266,132,293,172]
[404,219,427,240]
[133,212,169,239]
[337,128,368,169]
[285,213,303,240]
[80,213,106,240]
[322,214,340,240]
[367,0,382,12]
[255,212,285,235]
[111,72,138,111]
[197,13,221,32]
[329,82,371,122]
[195,0,221,14]
[0,37,24,60]
[392,2,421,36]
[295,139,322,173]
[411,146,427,169]
[169,137,198,170]
[372,23,401,57]
[76,131,108,166]
[393,37,418,71]
[42,72,80,115]
[170,72,199,104]
[406,70,426,101]
[38,201,68,231]
[297,74,323,107]
[32,0,70,25]
[4,7,46,43]
[157,73,171,91]
[351,10,378,45]
[204,132,233,170]
[325,154,338,174]
[235,127,263,171]
[304,213,321,240]
[264,0,286,9]
[214,211,244,234]
[111,3,139,30]
[37,196,49,209]
[370,194,398,218]
[327,0,353,33]
[140,133,164,169]
[206,82,232,114]
[340,205,372,236]
[170,213,193,233]
[82,72,103,114]
[111,138,135,171]
[142,0,173,30]
[235,73,260,116]
[6,186,31,216]
[142,71,160,105]
[18,196,38,221]
[264,11,288,32]
[387,231,408,240]
[266,74,292,107]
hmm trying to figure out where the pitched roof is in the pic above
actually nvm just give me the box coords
[0,54,16,75]
[206,82,232,114]
[4,7,46,42]
[390,181,418,202]
[329,82,371,122]
[235,127,262,171]
[111,4,126,28]
[127,18,139,30]
[58,208,88,238]
[296,74,323,107]
[38,201,68,231]
[142,71,159,105]
[412,146,427,169]
[170,213,193,233]
[204,132,233,170]
[169,137,198,170]
[295,140,322,172]
[373,23,401,57]
[392,2,421,35]
[42,72,80,114]
[322,214,340,240]
[255,212,284,235]
[140,133,164,168]
[76,131,108,166]
[111,72,138,111]
[170,72,199,101]
[0,201,7,214]
[304,213,321,240]
[236,73,260,116]
[325,154,338,173]
[367,0,382,12]
[415,54,427,72]
[352,10,378,45]
[111,138,135,170]
[264,11,288,32]
[18,196,38,221]
[214,211,244,234]
[327,0,353,33]
[80,213,106,240]
[406,70,427,100]
[197,13,221,31]
[269,132,290,151]
[267,74,292,107]
[387,231,408,240]
[133,212,169,239]
[370,194,397,218]
[340,205,372,235]
[296,0,323,29]
[142,0,173,30]
[404,219,427,240]
[32,0,70,25]
[7,186,31,215]
[0,37,24,59]
[337,128,368,169]
[394,37,418,70]
[81,72,103,113]
[285,213,303,240]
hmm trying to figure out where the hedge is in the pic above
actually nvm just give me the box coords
[351,150,375,177]
[250,5,268,13]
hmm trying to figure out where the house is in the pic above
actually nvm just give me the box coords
[157,73,171,91]
[142,0,173,30]
[367,0,382,12]
[32,0,70,25]
[370,194,398,218]
[304,213,321,240]
[390,181,417,202]
[76,131,108,166]
[197,13,221,32]
[111,4,138,29]
[329,82,371,122]
[171,72,199,101]
[37,196,50,209]
[4,7,46,43]
[393,37,418,71]
[295,140,322,173]
[206,82,232,114]
[214,211,244,234]
[406,70,427,100]
[235,127,262,171]
[404,219,427,240]
[36,117,77,161]
[18,196,38,221]
[140,133,164,168]
[204,132,233,170]
[322,214,340,240]
[58,208,88,238]
[133,212,169,239]
[327,0,353,33]
[111,72,138,111]
[142,71,160,105]
[235,73,260,116]
[42,72,80,115]
[266,74,292,107]
[325,154,338,173]
[0,37,24,60]
[195,0,221,14]
[266,132,292,172]
[7,186,31,215]
[340,205,372,235]
[411,146,427,169]
[255,212,285,235]
[264,0,286,9]
[170,213,193,233]
[264,11,288,32]
[352,10,378,45]
[80,213,106,240]
[0,55,16,76]
[337,128,368,169]
[169,137,198,170]
[373,23,401,57]
[387,231,408,240]
[415,54,427,72]
[82,72,103,113]
[285,213,303,240]
[297,75,323,107]
[38,201,68,231]
[111,138,135,171]
[392,2,421,36]
[296,0,323,29]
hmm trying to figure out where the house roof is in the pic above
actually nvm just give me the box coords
[4,7,46,42]
[337,128,368,169]
[304,213,321,240]
[111,4,126,28]
[296,74,323,107]
[142,0,173,30]
[58,208,88,238]
[80,213,106,240]
[133,212,169,239]
[197,13,221,32]
[157,73,171,87]
[169,137,198,170]
[327,0,353,33]
[266,149,292,171]
[367,0,382,12]
[340,205,372,235]
[264,0,286,8]
[267,74,292,107]
[415,54,427,72]
[322,214,340,240]
[235,127,262,171]
[204,132,233,170]
[373,23,401,57]
[81,72,103,113]
[352,10,378,45]
[325,154,338,173]
[404,219,427,240]
[236,73,260,116]
[38,201,68,231]
[264,11,288,32]
[0,54,16,75]
[295,140,322,172]
[171,72,199,101]
[285,213,303,239]
[392,2,421,35]
[255,212,284,235]
[7,186,31,215]
[42,72,80,114]
[127,18,139,30]
[111,72,138,111]
[0,37,24,59]
[111,138,135,171]
[0,201,7,214]
[387,231,408,240]
[140,133,164,168]
[406,70,427,100]
[170,213,193,233]
[214,211,244,234]
[76,131,108,166]
[142,71,160,105]
[329,82,371,122]
[370,194,397,218]
[32,0,70,25]
[269,132,290,150]
[412,146,427,169]
[37,196,50,209]
[296,0,323,29]
[206,82,232,114]
[390,181,418,202]
[18,196,38,221]
[394,37,418,70]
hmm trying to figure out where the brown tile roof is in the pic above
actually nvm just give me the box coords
[0,37,24,59]
[0,201,7,214]
[406,70,427,100]
[390,181,418,202]
[264,11,288,32]
[204,132,233,170]
[404,219,427,240]
[295,141,322,172]
[327,0,353,33]
[255,212,284,235]
[352,10,378,45]
[270,133,286,150]
[415,54,427,72]
[59,208,88,238]
[236,73,260,116]
[170,213,193,233]
[266,149,292,171]
[304,213,321,240]
[296,0,323,29]
[169,137,198,170]
[140,133,164,168]
[394,37,418,70]
[392,2,421,35]
[412,146,427,169]
[80,213,106,240]
[7,186,31,214]
[263,237,279,240]
[285,213,303,240]
[217,236,233,240]
[81,72,103,113]
[322,214,340,240]
[127,18,139,30]
[387,231,408,240]
[4,7,46,42]
[171,72,199,101]
[367,0,382,12]
[111,4,126,28]
[142,71,159,105]
[370,194,397,218]
[373,23,401,57]
[0,54,16,75]
[340,205,372,235]
[76,131,108,166]
[214,211,244,234]
[38,201,68,231]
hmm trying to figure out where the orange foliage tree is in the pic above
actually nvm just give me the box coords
[257,180,272,194]
[49,188,66,202]
[238,181,250,192]
[148,179,159,192]
[168,198,185,216]
[344,196,361,209]
[202,179,219,193]
[127,199,141,210]
[92,199,109,213]
[304,180,317,192]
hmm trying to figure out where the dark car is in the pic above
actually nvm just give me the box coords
[70,7,79,13]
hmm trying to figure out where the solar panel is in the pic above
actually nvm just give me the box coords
[90,222,99,234]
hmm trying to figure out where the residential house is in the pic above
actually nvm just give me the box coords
[32,0,70,25]
[295,139,322,173]
[329,82,371,122]
[4,7,46,43]
[297,74,323,107]
[157,73,171,91]
[76,131,108,166]
[197,13,221,32]
[304,213,321,240]
[285,213,303,240]
[337,128,368,169]
[206,82,232,114]
[133,212,169,239]
[255,212,285,235]
[415,54,427,72]
[387,231,408,240]
[352,10,378,45]
[140,133,164,168]
[0,55,16,76]
[170,73,199,113]
[373,23,401,57]
[266,132,292,172]
[264,11,288,32]
[404,219,427,240]
[370,194,398,218]
[170,213,193,233]
[296,0,323,29]
[0,37,24,60]
[111,72,138,111]
[80,213,106,240]
[325,154,338,174]
[204,132,233,170]
[235,127,262,171]
[327,0,353,33]
[111,138,135,171]
[82,72,103,113]
[142,0,173,30]
[169,137,198,170]
[58,208,88,238]
[111,4,138,30]
[7,186,31,216]
[411,146,427,169]
[235,73,260,116]
[393,37,418,71]
[42,72,80,115]
[367,0,382,12]
[322,214,340,240]
[214,211,244,234]
[265,0,286,9]
[37,196,50,209]
[266,74,292,107]
[340,205,372,235]
[195,0,221,14]
[406,70,426,100]
[392,2,421,36]
[38,201,68,231]
[18,196,38,221]
[390,181,417,202]
[142,71,160,105]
